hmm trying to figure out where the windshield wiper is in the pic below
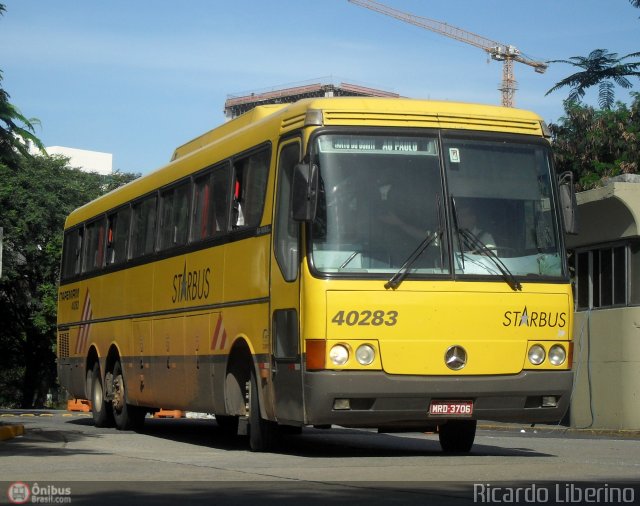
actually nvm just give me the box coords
[450,196,521,291]
[384,231,439,290]
[458,228,522,291]
[450,197,465,270]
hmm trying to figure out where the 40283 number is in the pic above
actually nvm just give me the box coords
[331,310,398,327]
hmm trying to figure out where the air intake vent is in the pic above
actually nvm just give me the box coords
[58,332,70,358]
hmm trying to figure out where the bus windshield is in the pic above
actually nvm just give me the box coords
[310,132,564,281]
[444,136,563,279]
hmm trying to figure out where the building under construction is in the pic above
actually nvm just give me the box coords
[224,81,399,120]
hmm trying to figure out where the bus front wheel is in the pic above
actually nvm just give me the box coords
[248,371,278,452]
[111,360,146,431]
[438,420,477,453]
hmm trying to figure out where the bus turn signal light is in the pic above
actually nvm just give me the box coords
[306,340,326,370]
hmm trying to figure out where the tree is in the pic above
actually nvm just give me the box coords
[545,49,640,109]
[0,155,138,407]
[546,1,640,188]
[546,2,640,109]
[549,93,640,190]
[0,4,45,168]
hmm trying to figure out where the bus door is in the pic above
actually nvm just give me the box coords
[269,140,304,424]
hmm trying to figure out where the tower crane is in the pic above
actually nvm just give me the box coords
[347,0,547,107]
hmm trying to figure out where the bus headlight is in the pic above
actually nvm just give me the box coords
[549,345,567,366]
[528,344,546,366]
[355,344,375,366]
[329,344,350,366]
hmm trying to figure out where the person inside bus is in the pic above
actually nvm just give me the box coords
[376,176,439,267]
[455,198,497,252]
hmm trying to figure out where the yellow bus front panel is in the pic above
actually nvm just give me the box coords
[326,286,571,375]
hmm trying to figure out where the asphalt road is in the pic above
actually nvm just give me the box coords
[1,410,639,505]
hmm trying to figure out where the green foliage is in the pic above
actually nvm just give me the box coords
[0,155,138,407]
[546,49,640,110]
[549,93,640,190]
[545,0,639,189]
[546,2,640,108]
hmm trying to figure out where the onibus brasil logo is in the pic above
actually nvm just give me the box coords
[7,482,30,504]
[7,482,72,504]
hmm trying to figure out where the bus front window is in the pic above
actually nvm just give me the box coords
[310,134,449,277]
[444,137,564,279]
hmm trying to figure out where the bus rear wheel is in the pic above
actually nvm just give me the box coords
[90,363,114,428]
[111,360,146,431]
[248,370,278,452]
[438,420,477,453]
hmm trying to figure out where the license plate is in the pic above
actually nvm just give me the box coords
[429,400,473,416]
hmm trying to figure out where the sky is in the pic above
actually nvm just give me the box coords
[0,0,638,174]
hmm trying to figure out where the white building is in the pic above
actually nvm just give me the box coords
[45,146,113,175]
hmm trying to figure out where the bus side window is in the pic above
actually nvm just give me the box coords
[192,163,230,242]
[232,148,270,229]
[212,166,230,233]
[106,206,131,265]
[232,173,244,228]
[106,214,116,265]
[158,181,191,250]
[192,172,213,242]
[62,227,83,279]
[82,217,106,273]
[131,195,157,258]
[274,143,300,281]
[173,183,191,246]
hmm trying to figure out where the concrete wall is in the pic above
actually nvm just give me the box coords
[571,308,640,430]
[565,179,640,430]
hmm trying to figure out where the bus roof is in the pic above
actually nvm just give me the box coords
[64,97,544,229]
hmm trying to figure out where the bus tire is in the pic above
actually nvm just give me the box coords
[90,363,114,428]
[111,360,146,431]
[438,419,476,453]
[248,370,278,452]
[85,368,92,401]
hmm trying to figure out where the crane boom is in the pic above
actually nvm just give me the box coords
[347,0,547,107]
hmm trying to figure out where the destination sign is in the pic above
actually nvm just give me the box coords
[318,135,438,155]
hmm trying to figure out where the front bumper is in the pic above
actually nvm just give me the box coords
[303,370,573,429]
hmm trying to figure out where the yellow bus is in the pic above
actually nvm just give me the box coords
[57,97,576,452]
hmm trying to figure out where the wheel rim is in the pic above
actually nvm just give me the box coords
[93,377,103,412]
[113,374,125,413]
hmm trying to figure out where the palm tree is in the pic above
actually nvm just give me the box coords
[545,49,640,109]
[0,72,45,158]
[0,4,45,168]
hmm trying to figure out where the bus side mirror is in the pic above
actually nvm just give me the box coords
[292,163,319,222]
[558,171,578,235]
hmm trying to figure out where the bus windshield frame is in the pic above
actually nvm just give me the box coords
[307,128,568,284]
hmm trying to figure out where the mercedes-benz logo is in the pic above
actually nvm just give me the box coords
[445,345,467,370]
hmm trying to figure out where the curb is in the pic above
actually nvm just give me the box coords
[478,422,640,439]
[0,424,25,441]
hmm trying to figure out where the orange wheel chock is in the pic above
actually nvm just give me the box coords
[153,409,184,419]
[67,399,92,412]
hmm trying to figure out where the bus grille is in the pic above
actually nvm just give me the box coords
[58,332,69,358]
